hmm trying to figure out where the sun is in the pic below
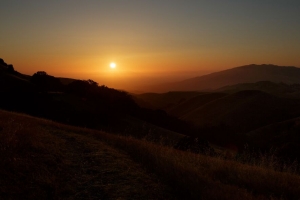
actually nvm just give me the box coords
[110,62,116,69]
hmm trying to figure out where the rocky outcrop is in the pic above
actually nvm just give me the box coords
[0,58,14,73]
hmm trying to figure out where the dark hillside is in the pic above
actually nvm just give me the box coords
[136,91,203,110]
[58,77,77,85]
[0,59,33,92]
[169,93,227,117]
[136,90,300,152]
[0,110,175,199]
[182,90,300,134]
[247,117,300,161]
[216,81,300,98]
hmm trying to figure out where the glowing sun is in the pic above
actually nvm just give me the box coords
[110,62,116,69]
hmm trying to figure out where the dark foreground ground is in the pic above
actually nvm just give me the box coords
[1,110,300,200]
[0,110,174,199]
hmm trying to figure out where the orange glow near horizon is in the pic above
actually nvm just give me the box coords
[5,51,300,91]
[1,2,300,91]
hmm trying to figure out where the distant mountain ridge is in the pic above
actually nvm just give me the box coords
[148,64,300,92]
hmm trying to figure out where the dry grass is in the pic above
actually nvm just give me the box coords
[98,136,300,200]
[0,110,174,199]
[1,110,300,199]
[56,123,300,199]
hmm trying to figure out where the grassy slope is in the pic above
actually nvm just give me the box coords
[216,81,300,98]
[1,110,300,199]
[246,117,300,160]
[136,91,202,110]
[122,116,185,146]
[182,90,300,133]
[0,110,174,199]
[168,93,227,117]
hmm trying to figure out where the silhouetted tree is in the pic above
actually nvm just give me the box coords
[66,80,138,113]
[0,58,7,66]
[35,71,48,76]
[31,71,63,92]
[66,80,94,98]
[7,64,14,73]
[0,59,14,73]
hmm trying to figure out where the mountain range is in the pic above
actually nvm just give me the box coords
[134,64,300,160]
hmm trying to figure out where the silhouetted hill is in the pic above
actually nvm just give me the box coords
[169,93,227,117]
[148,64,300,92]
[0,59,33,92]
[142,90,300,134]
[216,81,300,98]
[58,77,77,85]
[135,90,300,151]
[136,91,203,110]
[181,90,300,134]
[247,117,300,161]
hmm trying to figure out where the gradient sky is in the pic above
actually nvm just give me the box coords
[1,0,300,90]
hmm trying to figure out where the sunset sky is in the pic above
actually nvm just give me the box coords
[1,1,300,90]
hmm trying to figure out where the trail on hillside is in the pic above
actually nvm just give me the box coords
[0,111,175,199]
[48,128,175,200]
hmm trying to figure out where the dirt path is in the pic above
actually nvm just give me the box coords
[45,127,175,200]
